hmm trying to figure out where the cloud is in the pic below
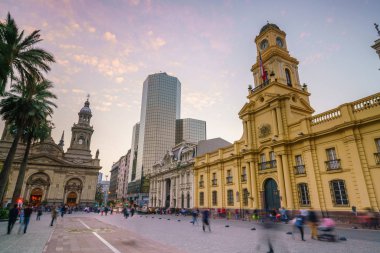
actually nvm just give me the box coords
[326,17,334,24]
[59,44,82,50]
[115,77,124,83]
[299,32,311,40]
[72,89,86,94]
[146,31,166,50]
[184,92,222,110]
[104,32,117,43]
[303,53,324,65]
[127,0,140,6]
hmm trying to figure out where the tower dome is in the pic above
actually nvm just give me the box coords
[79,99,92,116]
[259,23,280,34]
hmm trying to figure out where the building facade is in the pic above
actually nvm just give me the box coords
[0,99,101,207]
[109,161,119,201]
[175,118,206,144]
[193,23,380,217]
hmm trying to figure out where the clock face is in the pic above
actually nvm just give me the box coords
[276,37,283,47]
[260,39,268,50]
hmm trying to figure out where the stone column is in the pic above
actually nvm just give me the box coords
[276,155,287,207]
[281,154,294,209]
[272,109,279,136]
[275,108,284,136]
[249,162,259,209]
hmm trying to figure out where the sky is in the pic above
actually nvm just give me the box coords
[1,0,379,177]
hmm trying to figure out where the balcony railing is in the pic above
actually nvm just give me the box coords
[258,160,277,170]
[199,181,204,188]
[294,165,306,175]
[325,159,341,170]
[374,152,380,165]
[226,176,233,184]
[241,174,247,182]
[211,179,217,186]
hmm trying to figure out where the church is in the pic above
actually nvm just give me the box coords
[0,98,101,207]
[193,23,380,218]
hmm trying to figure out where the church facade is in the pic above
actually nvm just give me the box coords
[193,24,380,216]
[0,99,101,207]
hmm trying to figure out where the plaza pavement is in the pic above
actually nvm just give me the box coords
[0,212,379,253]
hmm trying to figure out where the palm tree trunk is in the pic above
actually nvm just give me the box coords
[0,129,23,205]
[11,134,32,205]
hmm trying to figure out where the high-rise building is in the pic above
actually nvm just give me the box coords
[128,123,140,183]
[137,73,181,177]
[175,118,206,144]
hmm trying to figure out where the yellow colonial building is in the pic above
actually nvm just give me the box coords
[193,23,380,217]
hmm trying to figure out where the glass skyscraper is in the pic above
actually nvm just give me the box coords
[175,118,206,144]
[136,73,181,180]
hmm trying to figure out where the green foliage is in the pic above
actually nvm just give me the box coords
[0,208,9,219]
[95,184,104,205]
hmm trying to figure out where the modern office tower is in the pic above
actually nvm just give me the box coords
[128,123,140,183]
[132,73,181,203]
[176,118,206,144]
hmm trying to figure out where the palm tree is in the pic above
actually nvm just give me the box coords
[11,120,52,204]
[0,78,57,203]
[0,12,55,95]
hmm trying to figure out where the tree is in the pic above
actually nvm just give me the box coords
[95,184,104,206]
[0,79,57,203]
[11,120,53,204]
[0,12,55,95]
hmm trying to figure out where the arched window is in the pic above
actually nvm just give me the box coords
[199,192,204,206]
[285,68,292,86]
[330,180,349,206]
[297,183,310,206]
[187,192,190,208]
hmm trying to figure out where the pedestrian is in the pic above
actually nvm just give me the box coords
[7,204,19,234]
[130,206,135,217]
[50,206,58,226]
[191,208,199,225]
[294,211,306,241]
[123,207,129,219]
[252,209,260,223]
[308,208,319,240]
[104,206,108,216]
[36,207,43,220]
[22,205,33,233]
[279,207,288,223]
[202,209,211,232]
[60,205,66,218]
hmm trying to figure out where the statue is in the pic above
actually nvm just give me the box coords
[95,149,99,159]
[375,23,380,37]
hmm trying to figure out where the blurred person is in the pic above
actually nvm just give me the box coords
[7,204,19,234]
[191,208,199,225]
[22,205,33,233]
[50,206,58,226]
[294,211,306,241]
[202,209,211,232]
[308,208,319,239]
[36,207,43,220]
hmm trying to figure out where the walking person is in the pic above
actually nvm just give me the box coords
[21,205,33,233]
[60,205,66,218]
[191,208,199,225]
[294,211,306,241]
[130,206,135,217]
[308,208,319,240]
[50,206,58,226]
[36,207,43,220]
[7,204,19,234]
[202,209,211,232]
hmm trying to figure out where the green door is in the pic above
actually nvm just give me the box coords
[264,179,280,210]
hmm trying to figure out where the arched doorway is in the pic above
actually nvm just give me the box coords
[30,188,43,206]
[66,192,77,207]
[264,178,280,210]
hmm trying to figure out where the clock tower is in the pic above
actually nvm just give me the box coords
[65,97,94,160]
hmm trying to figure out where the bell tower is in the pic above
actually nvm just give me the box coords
[65,96,94,160]
[251,23,302,90]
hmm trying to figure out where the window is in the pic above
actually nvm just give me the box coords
[375,138,380,164]
[226,170,233,184]
[199,175,204,188]
[259,153,266,170]
[242,188,249,206]
[187,192,190,208]
[212,173,217,186]
[199,192,204,206]
[181,193,184,208]
[285,68,292,86]
[330,180,349,206]
[241,167,247,182]
[212,191,217,206]
[325,148,341,170]
[269,151,277,168]
[227,190,234,205]
[298,183,310,206]
[294,155,306,174]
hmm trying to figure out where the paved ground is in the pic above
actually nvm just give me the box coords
[1,212,379,253]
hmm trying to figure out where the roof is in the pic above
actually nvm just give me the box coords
[196,138,232,157]
[260,23,280,34]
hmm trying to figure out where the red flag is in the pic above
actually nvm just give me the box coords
[259,52,267,82]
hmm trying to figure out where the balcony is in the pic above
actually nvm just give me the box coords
[241,174,247,182]
[294,165,306,175]
[374,152,380,165]
[258,160,277,170]
[325,159,341,170]
[226,176,233,184]
[199,181,204,188]
[211,179,217,186]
